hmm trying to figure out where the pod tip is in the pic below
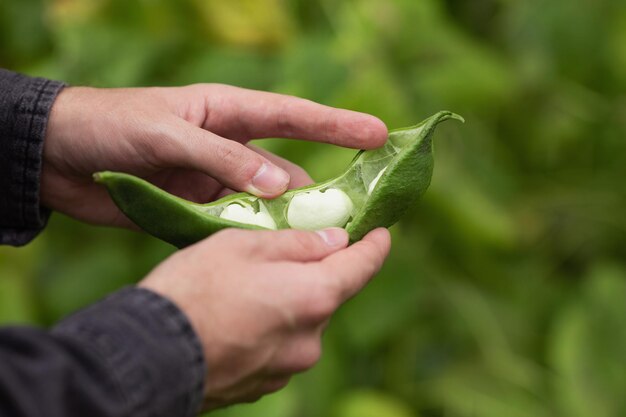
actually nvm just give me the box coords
[438,110,464,124]
[93,171,110,184]
[450,113,465,124]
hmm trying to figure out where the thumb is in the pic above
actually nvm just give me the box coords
[251,228,349,262]
[163,120,290,197]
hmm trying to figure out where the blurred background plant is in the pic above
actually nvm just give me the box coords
[1,0,625,416]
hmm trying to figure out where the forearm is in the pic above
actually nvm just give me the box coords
[0,68,65,246]
[0,287,205,417]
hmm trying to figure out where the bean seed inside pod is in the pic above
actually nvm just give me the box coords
[286,188,354,230]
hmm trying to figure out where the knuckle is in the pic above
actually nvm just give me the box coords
[274,96,312,137]
[246,231,275,255]
[190,82,223,93]
[281,341,322,374]
[321,111,341,138]
[358,258,378,279]
[347,241,380,274]
[360,241,384,273]
[298,282,338,323]
[296,341,322,371]
[291,231,322,256]
[276,116,296,138]
[216,142,262,181]
[214,141,239,165]
[150,137,180,166]
[131,116,178,165]
[260,377,290,395]
[204,82,229,91]
[308,298,337,323]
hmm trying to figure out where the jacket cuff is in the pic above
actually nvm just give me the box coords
[0,69,65,246]
[52,287,206,417]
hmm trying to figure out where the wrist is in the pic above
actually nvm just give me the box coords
[41,86,95,210]
[44,86,90,170]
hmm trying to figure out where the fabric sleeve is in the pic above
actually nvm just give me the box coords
[0,287,206,417]
[0,68,65,246]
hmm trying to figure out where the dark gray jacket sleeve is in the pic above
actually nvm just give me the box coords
[0,69,206,417]
[1,288,205,417]
[0,68,64,245]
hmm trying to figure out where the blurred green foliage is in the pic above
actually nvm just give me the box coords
[1,0,625,416]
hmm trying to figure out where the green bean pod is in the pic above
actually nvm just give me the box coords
[94,111,463,248]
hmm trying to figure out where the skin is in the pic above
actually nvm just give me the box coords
[43,84,391,410]
[43,83,388,226]
[141,226,390,410]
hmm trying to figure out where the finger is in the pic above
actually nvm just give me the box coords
[268,336,321,375]
[247,144,314,188]
[148,168,222,203]
[258,376,291,395]
[214,187,236,199]
[219,228,349,262]
[42,172,139,229]
[266,228,349,262]
[162,119,290,198]
[202,84,388,149]
[319,228,391,303]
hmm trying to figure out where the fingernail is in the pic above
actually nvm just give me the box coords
[249,163,290,196]
[316,228,348,247]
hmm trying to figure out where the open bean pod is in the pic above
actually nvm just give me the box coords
[95,111,463,248]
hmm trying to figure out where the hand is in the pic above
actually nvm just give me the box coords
[42,84,387,226]
[139,226,391,410]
